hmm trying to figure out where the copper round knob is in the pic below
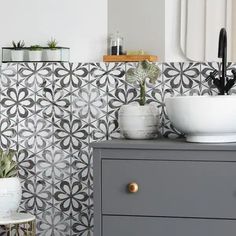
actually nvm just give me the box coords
[128,182,139,193]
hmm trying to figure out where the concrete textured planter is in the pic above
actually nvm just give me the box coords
[119,103,160,139]
[0,177,22,217]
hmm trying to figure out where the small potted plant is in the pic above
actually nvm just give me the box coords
[11,40,25,61]
[119,60,161,139]
[46,38,61,61]
[0,148,22,217]
[28,45,42,61]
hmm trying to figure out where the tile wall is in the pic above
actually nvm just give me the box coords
[0,61,235,235]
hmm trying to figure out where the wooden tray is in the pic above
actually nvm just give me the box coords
[103,55,158,62]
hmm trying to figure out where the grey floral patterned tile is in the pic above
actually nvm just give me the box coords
[36,207,71,236]
[71,147,92,182]
[0,114,17,148]
[21,176,52,215]
[0,63,17,92]
[163,62,201,94]
[18,114,53,154]
[54,62,89,92]
[53,179,89,216]
[89,115,108,142]
[36,84,71,123]
[71,83,107,123]
[162,121,184,139]
[90,62,125,91]
[54,115,89,153]
[35,146,70,184]
[18,63,53,91]
[71,211,93,236]
[16,148,35,180]
[106,115,121,140]
[1,84,35,123]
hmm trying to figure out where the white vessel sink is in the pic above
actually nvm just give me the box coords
[165,96,236,143]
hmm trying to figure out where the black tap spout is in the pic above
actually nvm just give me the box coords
[218,28,227,94]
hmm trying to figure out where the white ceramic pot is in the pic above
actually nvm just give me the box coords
[28,50,42,61]
[119,103,160,139]
[0,177,22,217]
[46,49,61,61]
[11,50,24,61]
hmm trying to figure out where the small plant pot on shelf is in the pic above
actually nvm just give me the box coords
[28,50,42,61]
[46,49,61,61]
[0,177,22,217]
[11,50,24,61]
[119,103,160,139]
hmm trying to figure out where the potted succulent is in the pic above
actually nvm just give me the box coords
[28,45,42,61]
[119,60,161,139]
[11,40,25,61]
[46,38,61,61]
[0,148,22,217]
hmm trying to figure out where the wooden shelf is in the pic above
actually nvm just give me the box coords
[103,55,158,62]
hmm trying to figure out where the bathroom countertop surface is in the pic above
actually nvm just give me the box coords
[90,138,236,151]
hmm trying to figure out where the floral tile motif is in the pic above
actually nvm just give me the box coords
[54,115,89,153]
[0,114,17,148]
[162,121,184,139]
[54,63,89,92]
[90,63,125,91]
[71,83,107,123]
[35,146,71,184]
[71,147,93,182]
[36,207,71,236]
[16,148,35,180]
[18,63,53,91]
[163,62,201,94]
[36,84,71,123]
[21,176,52,215]
[71,211,93,236]
[1,84,35,123]
[89,115,109,142]
[53,179,89,216]
[0,63,17,92]
[18,114,53,154]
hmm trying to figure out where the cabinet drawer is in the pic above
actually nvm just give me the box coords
[102,159,236,218]
[103,216,236,236]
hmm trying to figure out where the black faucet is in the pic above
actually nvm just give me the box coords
[207,28,236,95]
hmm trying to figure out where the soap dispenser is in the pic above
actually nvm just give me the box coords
[109,31,124,55]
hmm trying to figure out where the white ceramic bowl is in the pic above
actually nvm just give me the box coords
[165,95,236,143]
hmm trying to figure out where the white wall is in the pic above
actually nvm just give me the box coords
[108,0,165,61]
[165,0,187,61]
[0,0,107,62]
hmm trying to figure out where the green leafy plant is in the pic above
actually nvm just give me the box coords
[12,40,25,50]
[0,148,17,178]
[126,60,161,105]
[47,38,58,50]
[30,45,42,51]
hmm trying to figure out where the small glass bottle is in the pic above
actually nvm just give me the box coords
[109,32,123,55]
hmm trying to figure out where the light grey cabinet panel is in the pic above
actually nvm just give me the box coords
[102,159,236,218]
[91,140,236,236]
[103,216,236,236]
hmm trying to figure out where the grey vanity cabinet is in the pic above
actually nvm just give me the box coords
[91,139,236,236]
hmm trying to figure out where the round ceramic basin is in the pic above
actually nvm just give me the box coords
[165,95,236,143]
